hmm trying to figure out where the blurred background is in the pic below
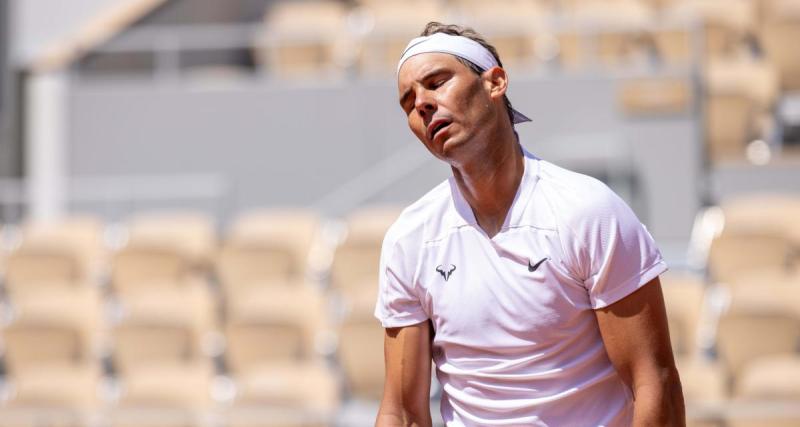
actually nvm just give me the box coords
[0,0,799,426]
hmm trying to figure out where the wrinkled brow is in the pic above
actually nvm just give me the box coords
[398,67,449,108]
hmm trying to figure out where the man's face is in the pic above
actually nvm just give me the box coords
[397,53,500,163]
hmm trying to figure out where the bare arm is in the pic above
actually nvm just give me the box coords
[595,277,685,427]
[375,320,433,427]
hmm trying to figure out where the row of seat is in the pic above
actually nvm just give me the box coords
[256,0,800,84]
[667,193,800,427]
[0,207,396,426]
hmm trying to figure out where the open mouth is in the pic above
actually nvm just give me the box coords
[428,120,451,140]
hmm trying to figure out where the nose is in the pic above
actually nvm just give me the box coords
[414,89,436,119]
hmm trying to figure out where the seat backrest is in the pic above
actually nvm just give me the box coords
[716,309,800,379]
[337,313,385,400]
[225,286,324,373]
[112,246,191,292]
[661,273,706,358]
[5,248,83,293]
[3,323,87,371]
[127,211,216,266]
[759,0,800,90]
[113,322,200,372]
[708,232,793,284]
[734,354,800,400]
[216,244,297,295]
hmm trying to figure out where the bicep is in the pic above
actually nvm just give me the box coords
[378,320,433,425]
[595,277,677,390]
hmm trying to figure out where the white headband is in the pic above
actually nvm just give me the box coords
[397,33,531,124]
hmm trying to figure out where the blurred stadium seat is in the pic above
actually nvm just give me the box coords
[255,0,351,79]
[217,209,320,296]
[454,0,546,70]
[0,291,104,412]
[356,0,449,75]
[704,58,779,162]
[224,285,338,422]
[758,0,800,91]
[330,206,401,303]
[337,305,385,403]
[715,295,800,386]
[662,0,756,60]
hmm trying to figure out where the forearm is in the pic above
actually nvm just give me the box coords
[375,405,432,427]
[631,371,686,427]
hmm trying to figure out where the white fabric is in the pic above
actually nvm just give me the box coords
[374,148,668,426]
[397,33,498,74]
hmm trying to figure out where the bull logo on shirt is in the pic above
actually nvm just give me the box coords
[436,264,456,281]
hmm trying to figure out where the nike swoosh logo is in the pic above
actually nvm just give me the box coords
[528,257,549,272]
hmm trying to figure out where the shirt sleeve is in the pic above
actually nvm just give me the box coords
[374,232,429,328]
[562,184,668,309]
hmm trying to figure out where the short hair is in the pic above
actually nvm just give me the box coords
[420,22,516,125]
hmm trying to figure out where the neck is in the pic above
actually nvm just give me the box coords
[452,125,524,238]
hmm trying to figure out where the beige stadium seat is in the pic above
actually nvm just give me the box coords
[660,0,756,62]
[454,0,546,70]
[703,59,779,163]
[728,417,800,427]
[116,362,214,409]
[727,355,800,426]
[1,292,104,411]
[759,0,800,91]
[225,286,326,367]
[330,206,401,300]
[225,286,338,419]
[5,247,84,293]
[727,270,800,304]
[715,302,800,383]
[707,232,793,284]
[677,356,728,407]
[254,1,351,79]
[720,193,800,245]
[558,0,654,69]
[338,308,386,401]
[126,211,216,268]
[356,0,449,75]
[6,215,106,296]
[111,245,193,293]
[735,354,800,399]
[111,290,217,413]
[217,209,320,297]
[661,272,707,358]
[20,215,106,276]
[112,283,217,372]
[231,361,339,417]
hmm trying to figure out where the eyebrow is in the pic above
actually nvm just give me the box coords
[398,67,450,108]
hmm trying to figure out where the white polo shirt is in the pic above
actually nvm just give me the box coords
[374,148,668,426]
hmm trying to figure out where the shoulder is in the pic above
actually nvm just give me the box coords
[383,178,454,253]
[535,160,631,235]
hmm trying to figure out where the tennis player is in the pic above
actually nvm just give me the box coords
[374,23,684,426]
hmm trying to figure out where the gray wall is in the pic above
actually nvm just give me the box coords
[67,74,701,242]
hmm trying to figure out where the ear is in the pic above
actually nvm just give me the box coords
[482,66,508,101]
